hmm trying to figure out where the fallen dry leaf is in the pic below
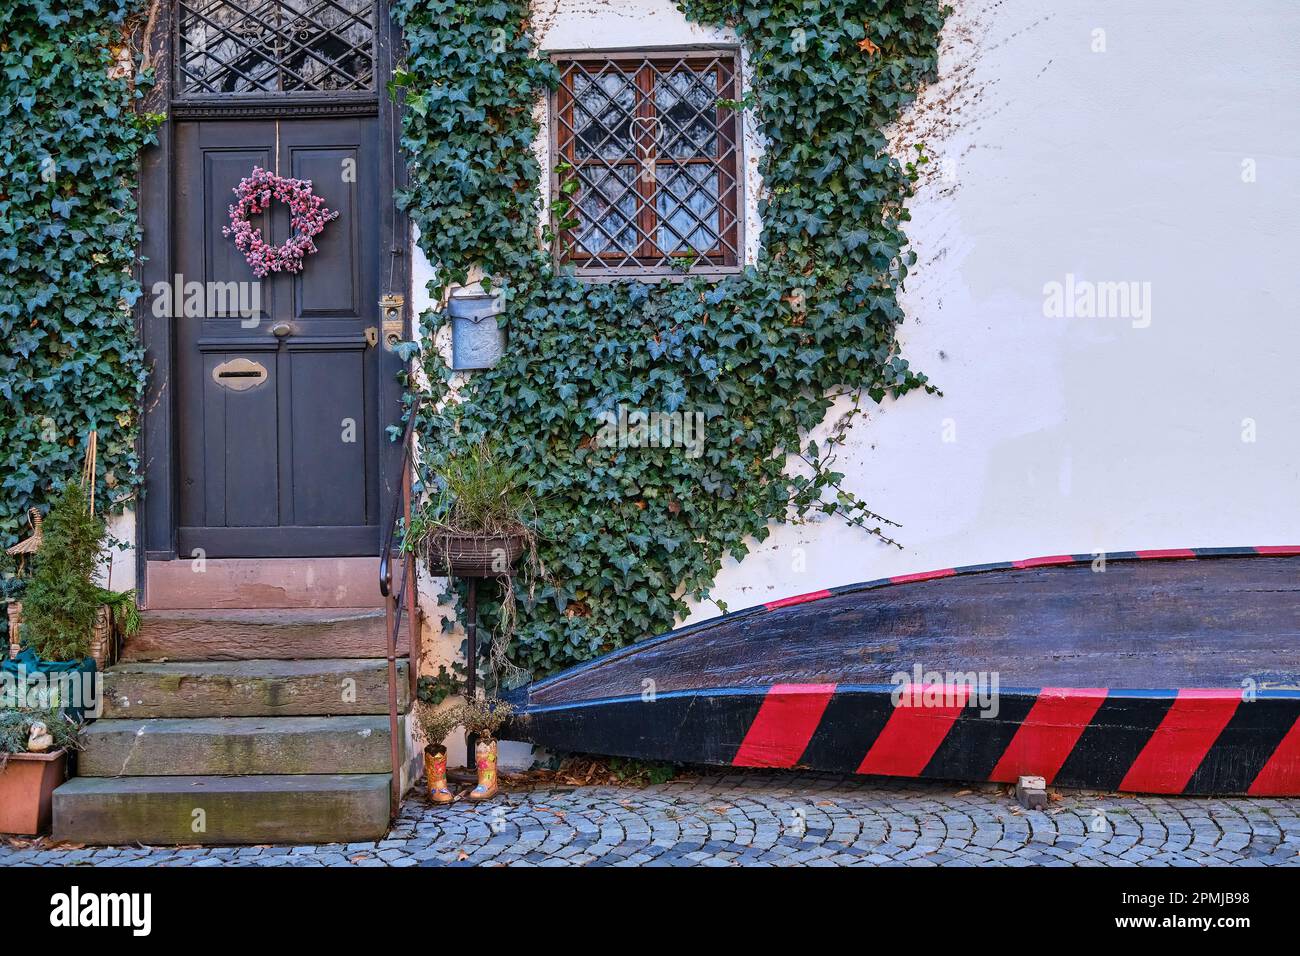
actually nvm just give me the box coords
[858,36,880,56]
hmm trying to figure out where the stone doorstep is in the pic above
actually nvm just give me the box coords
[78,713,408,777]
[123,607,405,662]
[52,773,393,846]
[101,658,410,719]
[144,558,385,611]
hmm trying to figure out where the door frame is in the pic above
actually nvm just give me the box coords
[136,2,409,592]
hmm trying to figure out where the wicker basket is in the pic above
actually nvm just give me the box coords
[89,604,117,670]
[4,601,116,668]
[6,601,21,661]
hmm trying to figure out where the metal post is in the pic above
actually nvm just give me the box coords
[464,576,478,771]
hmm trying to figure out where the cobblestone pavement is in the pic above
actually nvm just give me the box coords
[5,771,1300,866]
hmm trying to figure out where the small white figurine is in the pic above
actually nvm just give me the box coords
[26,721,54,753]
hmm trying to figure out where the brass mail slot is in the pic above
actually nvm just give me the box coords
[212,357,269,392]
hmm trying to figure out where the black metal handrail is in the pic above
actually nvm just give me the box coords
[380,395,422,818]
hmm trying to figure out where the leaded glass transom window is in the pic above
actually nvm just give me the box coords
[552,51,743,277]
[177,0,376,95]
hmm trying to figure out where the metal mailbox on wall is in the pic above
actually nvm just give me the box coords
[448,292,506,371]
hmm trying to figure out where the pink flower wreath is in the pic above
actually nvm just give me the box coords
[222,166,340,278]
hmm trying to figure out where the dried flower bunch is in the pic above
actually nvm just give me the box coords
[417,695,514,749]
[416,699,463,752]
[458,696,513,740]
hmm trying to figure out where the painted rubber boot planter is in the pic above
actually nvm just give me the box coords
[425,745,455,805]
[466,739,499,802]
[0,749,67,835]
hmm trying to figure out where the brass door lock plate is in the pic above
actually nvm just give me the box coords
[380,294,404,349]
[364,326,379,348]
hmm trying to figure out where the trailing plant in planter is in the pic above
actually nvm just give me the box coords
[409,440,544,689]
[411,440,539,578]
[458,695,513,743]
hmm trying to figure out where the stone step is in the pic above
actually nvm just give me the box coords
[144,557,386,610]
[78,715,404,777]
[53,774,391,845]
[123,607,405,661]
[101,658,409,719]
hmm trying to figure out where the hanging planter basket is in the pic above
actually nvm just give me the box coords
[425,532,526,578]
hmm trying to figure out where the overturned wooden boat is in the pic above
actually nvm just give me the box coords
[508,547,1300,795]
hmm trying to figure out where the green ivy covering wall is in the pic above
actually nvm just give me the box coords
[394,0,948,679]
[0,1,158,548]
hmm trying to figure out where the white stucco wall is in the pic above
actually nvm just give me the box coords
[690,0,1300,617]
[414,0,1300,645]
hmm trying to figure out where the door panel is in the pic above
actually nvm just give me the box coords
[202,345,280,528]
[290,146,361,317]
[174,118,381,557]
[287,345,371,526]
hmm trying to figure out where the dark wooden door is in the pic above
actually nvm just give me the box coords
[173,117,382,557]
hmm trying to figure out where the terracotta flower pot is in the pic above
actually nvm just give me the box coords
[0,748,67,835]
[425,532,525,578]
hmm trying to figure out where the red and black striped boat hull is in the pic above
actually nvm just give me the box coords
[509,548,1300,795]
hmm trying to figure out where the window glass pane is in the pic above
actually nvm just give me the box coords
[654,68,718,159]
[575,166,641,256]
[553,52,739,273]
[572,72,637,161]
[178,0,375,95]
[656,166,719,254]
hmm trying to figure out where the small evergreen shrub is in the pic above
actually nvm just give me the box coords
[20,483,106,661]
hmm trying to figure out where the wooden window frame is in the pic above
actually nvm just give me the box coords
[548,46,745,281]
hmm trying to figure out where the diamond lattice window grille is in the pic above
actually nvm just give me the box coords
[552,51,743,277]
[177,0,376,95]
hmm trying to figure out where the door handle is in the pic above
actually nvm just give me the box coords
[270,322,293,339]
